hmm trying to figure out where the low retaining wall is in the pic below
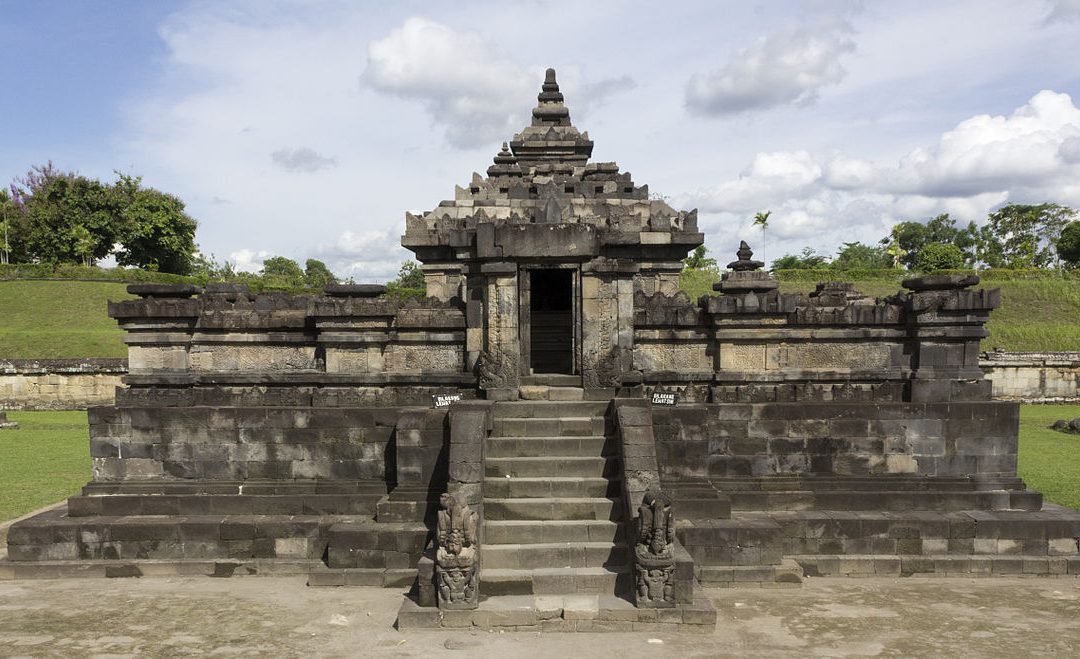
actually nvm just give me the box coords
[0,359,127,410]
[980,351,1080,403]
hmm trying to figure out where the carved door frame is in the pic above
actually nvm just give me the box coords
[517,263,581,376]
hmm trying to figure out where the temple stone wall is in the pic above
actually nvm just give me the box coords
[0,359,126,410]
[981,351,1080,402]
[88,404,449,484]
[652,401,1020,481]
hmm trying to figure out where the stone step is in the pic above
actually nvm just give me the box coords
[396,593,717,632]
[483,542,628,570]
[493,417,610,438]
[493,400,611,419]
[791,553,1080,577]
[485,497,620,521]
[485,456,617,478]
[0,557,325,581]
[483,477,618,499]
[5,510,359,562]
[728,489,1043,512]
[485,520,624,545]
[520,374,582,387]
[67,492,383,517]
[518,386,585,401]
[485,435,612,458]
[479,566,632,596]
[697,558,805,587]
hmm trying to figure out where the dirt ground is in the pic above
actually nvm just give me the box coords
[1,576,1079,657]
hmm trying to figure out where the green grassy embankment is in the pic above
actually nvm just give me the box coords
[0,281,134,358]
[0,411,90,522]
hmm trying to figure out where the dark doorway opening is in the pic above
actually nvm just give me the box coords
[529,269,574,374]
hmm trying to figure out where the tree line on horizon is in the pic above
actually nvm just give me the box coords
[761,204,1080,273]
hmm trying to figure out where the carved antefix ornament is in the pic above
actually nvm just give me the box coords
[435,491,479,609]
[477,346,517,390]
[634,486,676,608]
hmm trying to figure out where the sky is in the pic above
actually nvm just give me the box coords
[2,0,1080,280]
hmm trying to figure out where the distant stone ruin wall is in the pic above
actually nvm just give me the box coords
[0,359,127,410]
[980,351,1080,402]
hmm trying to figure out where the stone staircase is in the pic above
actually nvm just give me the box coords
[480,398,632,597]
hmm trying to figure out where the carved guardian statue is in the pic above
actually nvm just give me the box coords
[634,486,676,607]
[435,491,479,609]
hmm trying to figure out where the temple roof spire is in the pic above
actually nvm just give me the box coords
[510,67,594,167]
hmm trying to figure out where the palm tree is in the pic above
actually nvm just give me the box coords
[752,211,771,264]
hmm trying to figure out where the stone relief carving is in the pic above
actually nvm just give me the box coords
[477,346,518,390]
[634,485,676,608]
[435,491,479,609]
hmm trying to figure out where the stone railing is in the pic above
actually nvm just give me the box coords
[980,351,1080,402]
[633,274,998,405]
[0,359,127,410]
[612,399,694,608]
[417,400,492,609]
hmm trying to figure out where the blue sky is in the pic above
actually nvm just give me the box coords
[2,0,1080,279]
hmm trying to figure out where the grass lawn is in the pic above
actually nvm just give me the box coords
[0,411,90,523]
[1017,404,1080,511]
[0,280,134,359]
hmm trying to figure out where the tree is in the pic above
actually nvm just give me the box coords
[833,242,890,270]
[71,225,96,266]
[885,214,975,269]
[261,256,304,287]
[752,211,771,264]
[682,245,717,270]
[985,203,1076,268]
[304,259,337,288]
[916,242,965,271]
[772,247,828,270]
[111,174,198,274]
[396,260,425,289]
[1058,221,1080,268]
[10,163,120,265]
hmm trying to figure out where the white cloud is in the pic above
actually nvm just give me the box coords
[363,17,636,149]
[685,20,855,115]
[364,17,535,148]
[683,90,1080,262]
[1045,0,1080,23]
[229,248,271,273]
[312,229,411,283]
[271,147,337,173]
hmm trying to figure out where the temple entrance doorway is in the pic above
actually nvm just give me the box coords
[527,269,575,374]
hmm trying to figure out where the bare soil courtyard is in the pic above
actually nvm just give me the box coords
[1,576,1079,657]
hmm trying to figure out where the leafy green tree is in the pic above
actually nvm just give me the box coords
[682,245,717,270]
[771,247,828,270]
[1058,221,1080,268]
[396,260,425,289]
[986,203,1076,268]
[71,225,96,266]
[111,174,198,274]
[916,242,965,271]
[304,258,337,288]
[261,256,305,287]
[833,242,890,269]
[885,214,975,269]
[10,163,119,265]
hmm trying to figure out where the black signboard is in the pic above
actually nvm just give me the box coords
[432,393,462,408]
[650,392,679,406]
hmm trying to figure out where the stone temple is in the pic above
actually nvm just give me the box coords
[7,69,1080,632]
